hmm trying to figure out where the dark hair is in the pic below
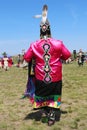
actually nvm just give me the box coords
[40,20,51,39]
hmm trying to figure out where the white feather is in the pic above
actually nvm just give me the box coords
[42,10,48,23]
[33,15,42,18]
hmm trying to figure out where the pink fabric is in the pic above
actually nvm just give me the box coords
[24,38,71,82]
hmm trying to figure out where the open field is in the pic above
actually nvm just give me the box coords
[0,61,87,130]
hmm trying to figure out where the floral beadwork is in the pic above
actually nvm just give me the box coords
[43,42,51,83]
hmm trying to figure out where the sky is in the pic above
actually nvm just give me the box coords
[0,0,87,56]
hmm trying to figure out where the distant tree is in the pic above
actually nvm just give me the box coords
[2,52,7,57]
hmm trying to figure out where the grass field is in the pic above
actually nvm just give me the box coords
[0,61,87,130]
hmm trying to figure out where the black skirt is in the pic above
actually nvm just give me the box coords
[33,80,62,109]
[35,80,62,96]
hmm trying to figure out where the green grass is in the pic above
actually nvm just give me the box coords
[0,61,87,130]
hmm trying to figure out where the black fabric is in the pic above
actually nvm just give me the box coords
[28,59,35,77]
[35,80,62,97]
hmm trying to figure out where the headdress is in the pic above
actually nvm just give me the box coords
[34,5,51,39]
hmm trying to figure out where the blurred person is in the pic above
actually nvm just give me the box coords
[17,54,21,67]
[3,55,9,71]
[0,58,3,69]
[77,49,85,66]
[8,56,13,67]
